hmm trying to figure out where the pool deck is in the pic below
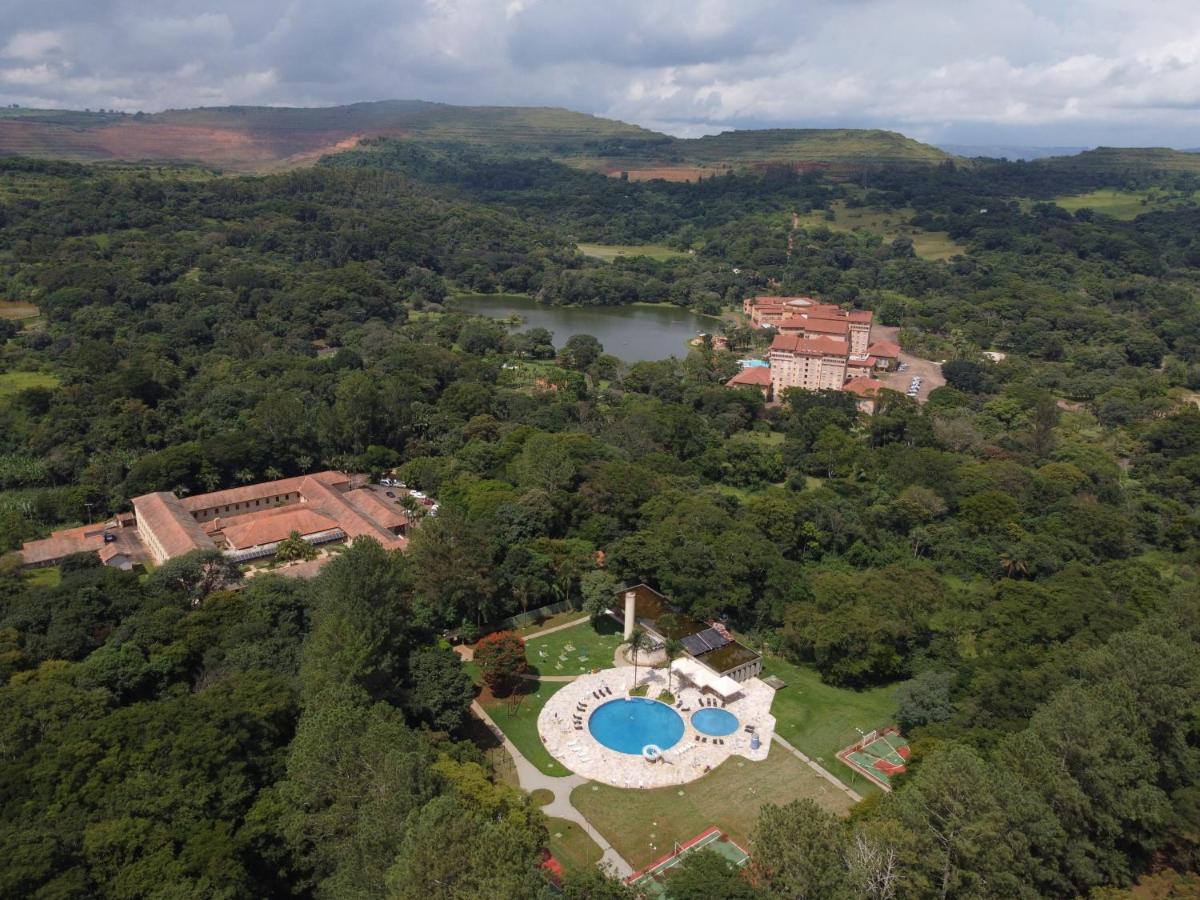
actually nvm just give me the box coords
[537,667,777,788]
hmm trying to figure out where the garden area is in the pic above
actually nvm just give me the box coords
[572,744,853,870]
[525,617,625,676]
[758,652,903,794]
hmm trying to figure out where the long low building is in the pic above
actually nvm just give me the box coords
[20,470,409,571]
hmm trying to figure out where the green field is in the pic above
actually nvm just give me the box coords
[577,243,689,262]
[758,653,902,794]
[23,567,61,587]
[477,681,571,777]
[0,372,60,399]
[572,744,853,870]
[545,817,604,875]
[513,609,589,638]
[795,202,965,260]
[525,617,625,675]
[1048,188,1200,220]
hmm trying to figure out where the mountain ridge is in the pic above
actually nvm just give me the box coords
[0,99,949,174]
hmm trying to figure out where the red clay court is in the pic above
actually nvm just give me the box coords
[837,727,910,790]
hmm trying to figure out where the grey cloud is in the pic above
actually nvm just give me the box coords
[0,0,1198,146]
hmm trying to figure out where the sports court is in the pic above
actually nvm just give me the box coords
[627,826,750,897]
[837,727,910,790]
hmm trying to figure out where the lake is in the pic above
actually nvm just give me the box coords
[449,294,717,363]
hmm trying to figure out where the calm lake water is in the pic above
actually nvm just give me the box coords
[449,294,717,363]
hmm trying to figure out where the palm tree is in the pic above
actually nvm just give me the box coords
[664,637,685,697]
[628,626,652,690]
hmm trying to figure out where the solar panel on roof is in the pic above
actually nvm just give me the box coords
[680,634,710,656]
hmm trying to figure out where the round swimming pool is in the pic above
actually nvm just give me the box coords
[589,698,685,754]
[691,707,738,736]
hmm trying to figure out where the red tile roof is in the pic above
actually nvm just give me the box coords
[133,493,217,559]
[20,523,107,565]
[179,473,352,512]
[769,334,850,357]
[343,488,410,531]
[221,506,342,550]
[866,340,901,358]
[843,377,889,397]
[726,367,773,387]
[791,318,849,335]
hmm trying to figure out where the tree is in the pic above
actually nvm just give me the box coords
[628,626,652,689]
[667,849,757,899]
[747,799,854,899]
[896,671,956,732]
[147,548,242,606]
[664,637,685,697]
[560,334,603,370]
[405,646,475,731]
[300,538,417,703]
[275,530,318,562]
[474,631,527,694]
[581,570,618,624]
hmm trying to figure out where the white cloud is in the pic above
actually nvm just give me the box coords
[3,30,64,60]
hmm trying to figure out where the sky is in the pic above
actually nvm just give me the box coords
[2,0,1200,148]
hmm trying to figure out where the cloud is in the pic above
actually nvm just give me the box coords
[0,0,1198,146]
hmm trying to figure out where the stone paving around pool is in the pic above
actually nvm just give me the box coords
[537,667,777,788]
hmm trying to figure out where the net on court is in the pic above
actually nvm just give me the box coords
[627,826,750,897]
[839,728,910,789]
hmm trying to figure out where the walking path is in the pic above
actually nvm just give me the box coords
[524,614,590,641]
[470,700,633,877]
[771,733,863,804]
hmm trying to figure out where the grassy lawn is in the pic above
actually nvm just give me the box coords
[758,652,903,795]
[525,617,625,676]
[477,681,572,777]
[572,744,853,870]
[795,202,965,261]
[0,372,60,400]
[23,566,61,587]
[1048,188,1200,220]
[546,817,605,874]
[577,242,688,262]
[514,609,588,638]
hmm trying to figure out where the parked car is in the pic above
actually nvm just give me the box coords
[385,491,395,498]
[410,490,426,499]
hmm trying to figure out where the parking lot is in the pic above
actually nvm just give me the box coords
[871,328,945,402]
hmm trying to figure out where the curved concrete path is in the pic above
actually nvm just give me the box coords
[471,700,633,877]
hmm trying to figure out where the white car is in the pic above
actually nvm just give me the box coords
[409,490,426,500]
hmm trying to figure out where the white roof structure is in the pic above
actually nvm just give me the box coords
[671,657,742,699]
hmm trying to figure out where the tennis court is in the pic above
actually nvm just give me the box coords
[837,727,910,790]
[627,826,749,897]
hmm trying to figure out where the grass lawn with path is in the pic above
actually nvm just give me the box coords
[758,652,903,795]
[546,817,605,874]
[525,617,625,676]
[512,609,588,638]
[572,744,852,870]
[477,680,572,777]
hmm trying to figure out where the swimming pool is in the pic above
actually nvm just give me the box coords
[691,707,738,736]
[589,697,685,754]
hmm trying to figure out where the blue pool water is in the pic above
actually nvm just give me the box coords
[692,708,738,736]
[589,698,685,754]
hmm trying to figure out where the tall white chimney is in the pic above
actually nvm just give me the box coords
[623,590,636,640]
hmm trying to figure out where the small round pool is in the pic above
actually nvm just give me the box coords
[589,698,684,755]
[692,707,738,736]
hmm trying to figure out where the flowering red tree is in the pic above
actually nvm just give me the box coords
[475,631,528,694]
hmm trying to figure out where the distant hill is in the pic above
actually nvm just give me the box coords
[0,100,951,174]
[1038,146,1200,173]
[939,143,1090,161]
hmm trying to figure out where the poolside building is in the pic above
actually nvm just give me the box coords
[612,584,763,683]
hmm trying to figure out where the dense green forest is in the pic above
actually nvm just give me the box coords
[1,145,1199,897]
